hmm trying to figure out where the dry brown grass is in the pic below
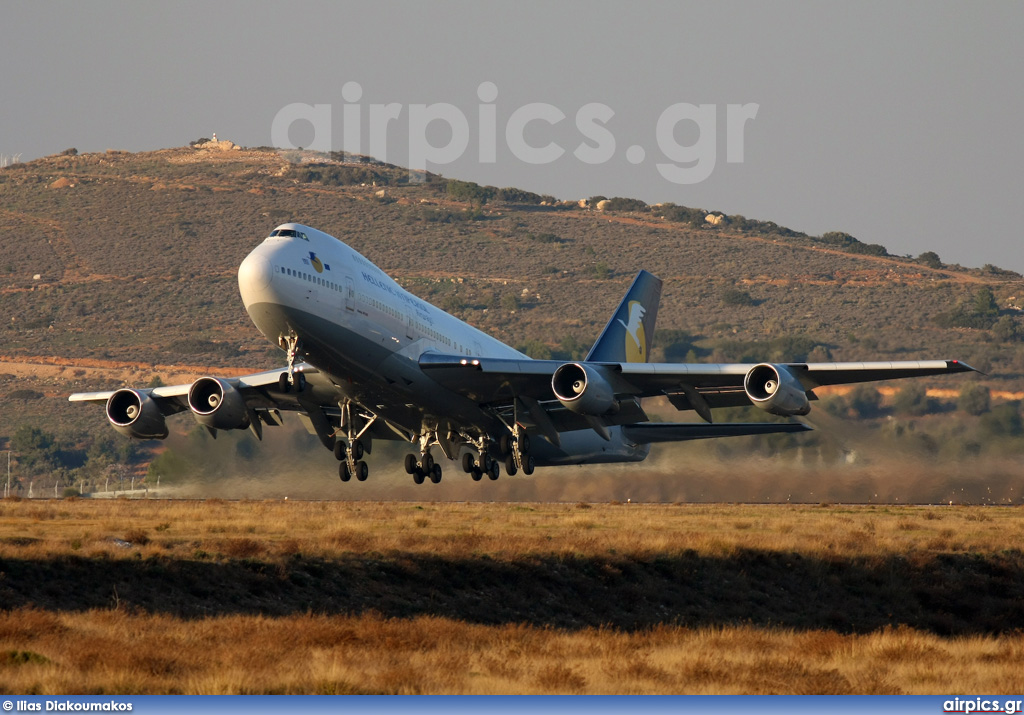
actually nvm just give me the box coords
[1,499,1022,561]
[0,610,1022,694]
[1,499,1023,694]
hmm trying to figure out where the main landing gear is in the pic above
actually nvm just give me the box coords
[335,438,368,482]
[455,426,534,482]
[334,402,377,483]
[499,427,535,477]
[405,451,442,484]
[461,450,500,481]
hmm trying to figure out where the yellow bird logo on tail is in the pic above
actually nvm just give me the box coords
[617,301,646,362]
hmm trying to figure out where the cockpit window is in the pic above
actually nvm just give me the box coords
[268,228,311,241]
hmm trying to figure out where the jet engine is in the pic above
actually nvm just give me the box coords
[187,377,250,430]
[105,389,168,440]
[743,363,811,416]
[551,362,619,416]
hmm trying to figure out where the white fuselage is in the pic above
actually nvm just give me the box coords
[238,224,524,364]
[235,223,649,466]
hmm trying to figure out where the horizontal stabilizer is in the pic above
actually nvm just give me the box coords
[622,421,811,444]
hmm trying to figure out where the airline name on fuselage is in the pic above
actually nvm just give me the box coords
[360,270,435,324]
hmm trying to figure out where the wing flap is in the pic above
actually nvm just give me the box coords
[623,421,812,444]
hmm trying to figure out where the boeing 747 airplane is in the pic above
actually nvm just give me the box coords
[70,224,975,484]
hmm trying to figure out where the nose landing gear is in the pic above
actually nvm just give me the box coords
[277,334,306,392]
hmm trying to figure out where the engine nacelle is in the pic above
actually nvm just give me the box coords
[188,377,250,430]
[551,362,619,416]
[744,363,811,416]
[105,389,168,440]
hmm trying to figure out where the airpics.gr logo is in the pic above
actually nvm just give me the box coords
[617,300,646,363]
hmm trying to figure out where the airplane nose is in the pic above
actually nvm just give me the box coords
[238,251,273,302]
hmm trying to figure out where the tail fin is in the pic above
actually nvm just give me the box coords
[585,270,662,363]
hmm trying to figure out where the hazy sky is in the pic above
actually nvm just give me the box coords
[4,1,1022,271]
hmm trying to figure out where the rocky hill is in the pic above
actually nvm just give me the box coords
[1,144,1021,498]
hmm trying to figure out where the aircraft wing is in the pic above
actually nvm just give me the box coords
[67,365,344,442]
[419,354,976,419]
[68,367,301,411]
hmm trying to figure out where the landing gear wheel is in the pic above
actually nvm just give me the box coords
[519,433,530,453]
[413,469,425,485]
[404,454,418,475]
[351,439,364,460]
[422,453,434,473]
[499,434,512,455]
[356,461,369,481]
[522,455,535,476]
[471,467,483,482]
[462,453,475,473]
[430,464,442,484]
[278,372,291,393]
[488,460,501,480]
[505,456,518,476]
[295,372,306,392]
[339,461,351,482]
[334,440,347,461]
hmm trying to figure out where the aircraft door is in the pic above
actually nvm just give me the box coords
[344,276,355,312]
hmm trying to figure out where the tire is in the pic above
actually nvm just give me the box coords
[356,461,368,481]
[462,453,475,473]
[523,455,535,475]
[339,461,350,482]
[471,467,483,481]
[488,460,500,480]
[334,440,346,461]
[404,453,417,475]
[278,373,290,393]
[519,433,530,453]
[295,372,306,392]
[430,464,442,484]
[504,456,517,477]
[351,439,364,460]
[422,453,434,473]
[413,469,425,485]
[499,434,511,455]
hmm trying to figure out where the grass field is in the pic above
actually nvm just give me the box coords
[1,498,1023,693]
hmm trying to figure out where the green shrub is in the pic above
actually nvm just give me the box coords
[526,232,562,243]
[958,383,991,416]
[446,179,495,205]
[494,187,543,204]
[720,288,755,306]
[892,383,938,416]
[605,197,648,212]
